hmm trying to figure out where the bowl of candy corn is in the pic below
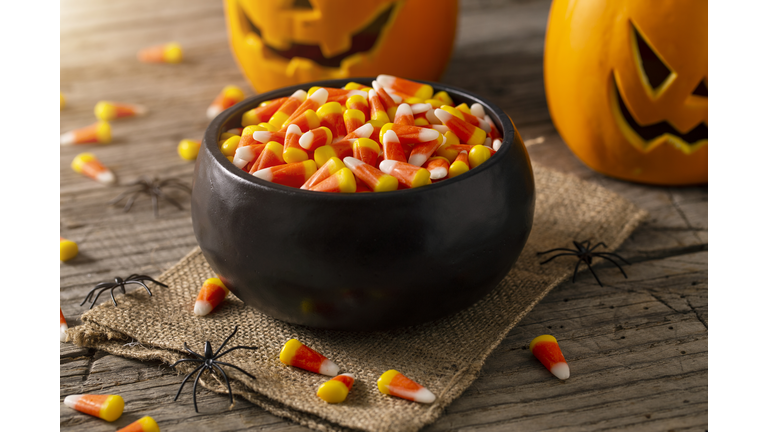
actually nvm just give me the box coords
[191,76,535,330]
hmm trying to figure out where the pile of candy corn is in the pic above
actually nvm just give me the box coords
[221,75,503,192]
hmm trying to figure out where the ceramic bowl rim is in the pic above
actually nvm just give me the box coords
[202,77,518,200]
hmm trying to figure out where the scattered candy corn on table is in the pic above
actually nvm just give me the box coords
[60,0,707,430]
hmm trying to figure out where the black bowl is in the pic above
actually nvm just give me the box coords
[191,78,535,330]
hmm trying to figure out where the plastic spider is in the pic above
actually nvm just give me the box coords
[538,240,631,287]
[80,274,167,309]
[109,176,191,218]
[170,326,259,412]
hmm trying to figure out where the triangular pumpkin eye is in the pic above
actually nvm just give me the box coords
[692,80,708,97]
[633,24,671,91]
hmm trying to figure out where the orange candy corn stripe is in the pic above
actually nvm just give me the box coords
[279,109,320,133]
[253,160,317,188]
[394,103,415,126]
[255,142,285,171]
[279,338,339,376]
[379,160,431,189]
[317,102,346,139]
[61,121,112,146]
[242,97,288,126]
[530,335,570,380]
[301,157,346,190]
[314,140,355,166]
[207,85,245,119]
[299,126,333,151]
[63,394,125,421]
[269,89,307,128]
[367,89,390,124]
[116,416,160,432]
[424,156,450,180]
[353,138,381,167]
[71,153,116,184]
[309,168,356,193]
[408,134,444,167]
[434,108,487,146]
[194,277,229,316]
[283,88,327,127]
[377,370,435,403]
[376,75,434,100]
[137,42,182,63]
[317,373,355,403]
[252,130,286,144]
[343,157,398,192]
[283,124,309,163]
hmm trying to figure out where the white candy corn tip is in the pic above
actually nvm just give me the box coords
[417,128,439,142]
[479,118,491,133]
[133,104,149,116]
[426,109,440,124]
[550,362,570,380]
[409,154,428,168]
[412,388,436,404]
[96,170,116,185]
[206,105,222,120]
[410,103,430,114]
[484,137,492,147]
[433,109,451,124]
[348,90,367,98]
[319,359,340,376]
[60,323,68,342]
[371,80,383,92]
[395,103,412,118]
[63,395,82,408]
[376,74,395,88]
[353,123,373,138]
[252,131,272,143]
[470,103,486,118]
[194,300,213,316]
[493,139,503,151]
[252,168,274,182]
[431,125,449,134]
[386,90,402,103]
[233,147,256,168]
[368,89,377,99]
[298,131,315,149]
[309,88,328,105]
[339,373,355,379]
[343,157,364,169]
[60,131,75,146]
[383,129,399,144]
[291,89,308,101]
[429,167,447,180]
[379,159,396,174]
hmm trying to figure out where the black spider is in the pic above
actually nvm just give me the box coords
[109,176,191,218]
[80,274,167,309]
[538,240,631,287]
[170,326,258,412]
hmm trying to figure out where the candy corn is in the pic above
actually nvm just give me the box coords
[434,108,487,146]
[343,109,366,136]
[314,140,354,166]
[279,338,339,376]
[252,130,286,144]
[298,126,333,151]
[117,416,160,432]
[530,335,570,380]
[241,97,288,127]
[424,156,450,180]
[282,88,327,127]
[344,123,374,140]
[317,373,355,403]
[301,157,346,190]
[94,101,147,121]
[492,138,503,151]
[468,144,492,168]
[71,153,115,184]
[194,277,229,316]
[346,94,369,117]
[393,103,415,126]
[60,309,68,342]
[368,89,390,124]
[254,141,285,171]
[372,80,399,119]
[382,130,407,163]
[138,42,183,63]
[377,370,435,403]
[233,144,265,169]
[269,89,307,128]
[178,139,201,161]
[283,124,309,163]
[379,160,431,189]
[63,394,124,421]
[253,160,317,188]
[220,135,241,157]
[309,167,356,193]
[408,134,444,167]
[343,157,398,192]
[317,102,346,138]
[377,75,434,101]
[207,85,245,119]
[353,138,381,167]
[449,151,470,178]
[60,237,78,262]
[61,121,111,146]
[380,123,439,146]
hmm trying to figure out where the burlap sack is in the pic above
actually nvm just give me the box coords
[69,164,647,432]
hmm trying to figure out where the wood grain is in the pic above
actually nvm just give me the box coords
[60,0,707,430]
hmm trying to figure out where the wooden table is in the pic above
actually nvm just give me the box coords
[60,0,708,430]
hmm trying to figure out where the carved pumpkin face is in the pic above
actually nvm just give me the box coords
[225,0,458,93]
[544,0,707,185]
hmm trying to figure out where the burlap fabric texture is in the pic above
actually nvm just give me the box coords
[69,164,647,432]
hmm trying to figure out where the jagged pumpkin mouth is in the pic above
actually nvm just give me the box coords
[239,2,396,69]
[612,74,707,154]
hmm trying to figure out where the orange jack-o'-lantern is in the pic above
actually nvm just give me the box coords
[224,0,458,93]
[544,0,707,185]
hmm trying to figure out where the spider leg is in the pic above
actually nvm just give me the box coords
[108,188,137,205]
[212,363,234,406]
[213,326,240,358]
[212,346,259,361]
[155,188,184,210]
[593,255,628,279]
[589,242,608,252]
[537,248,577,255]
[126,275,168,287]
[593,252,631,265]
[191,365,207,413]
[80,284,110,306]
[539,252,578,265]
[584,260,604,287]
[571,260,582,283]
[215,362,257,380]
[169,358,204,368]
[124,280,153,297]
[122,190,143,212]
[87,287,111,309]
[108,286,121,307]
[151,193,159,218]
[173,363,204,402]
[183,342,204,359]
